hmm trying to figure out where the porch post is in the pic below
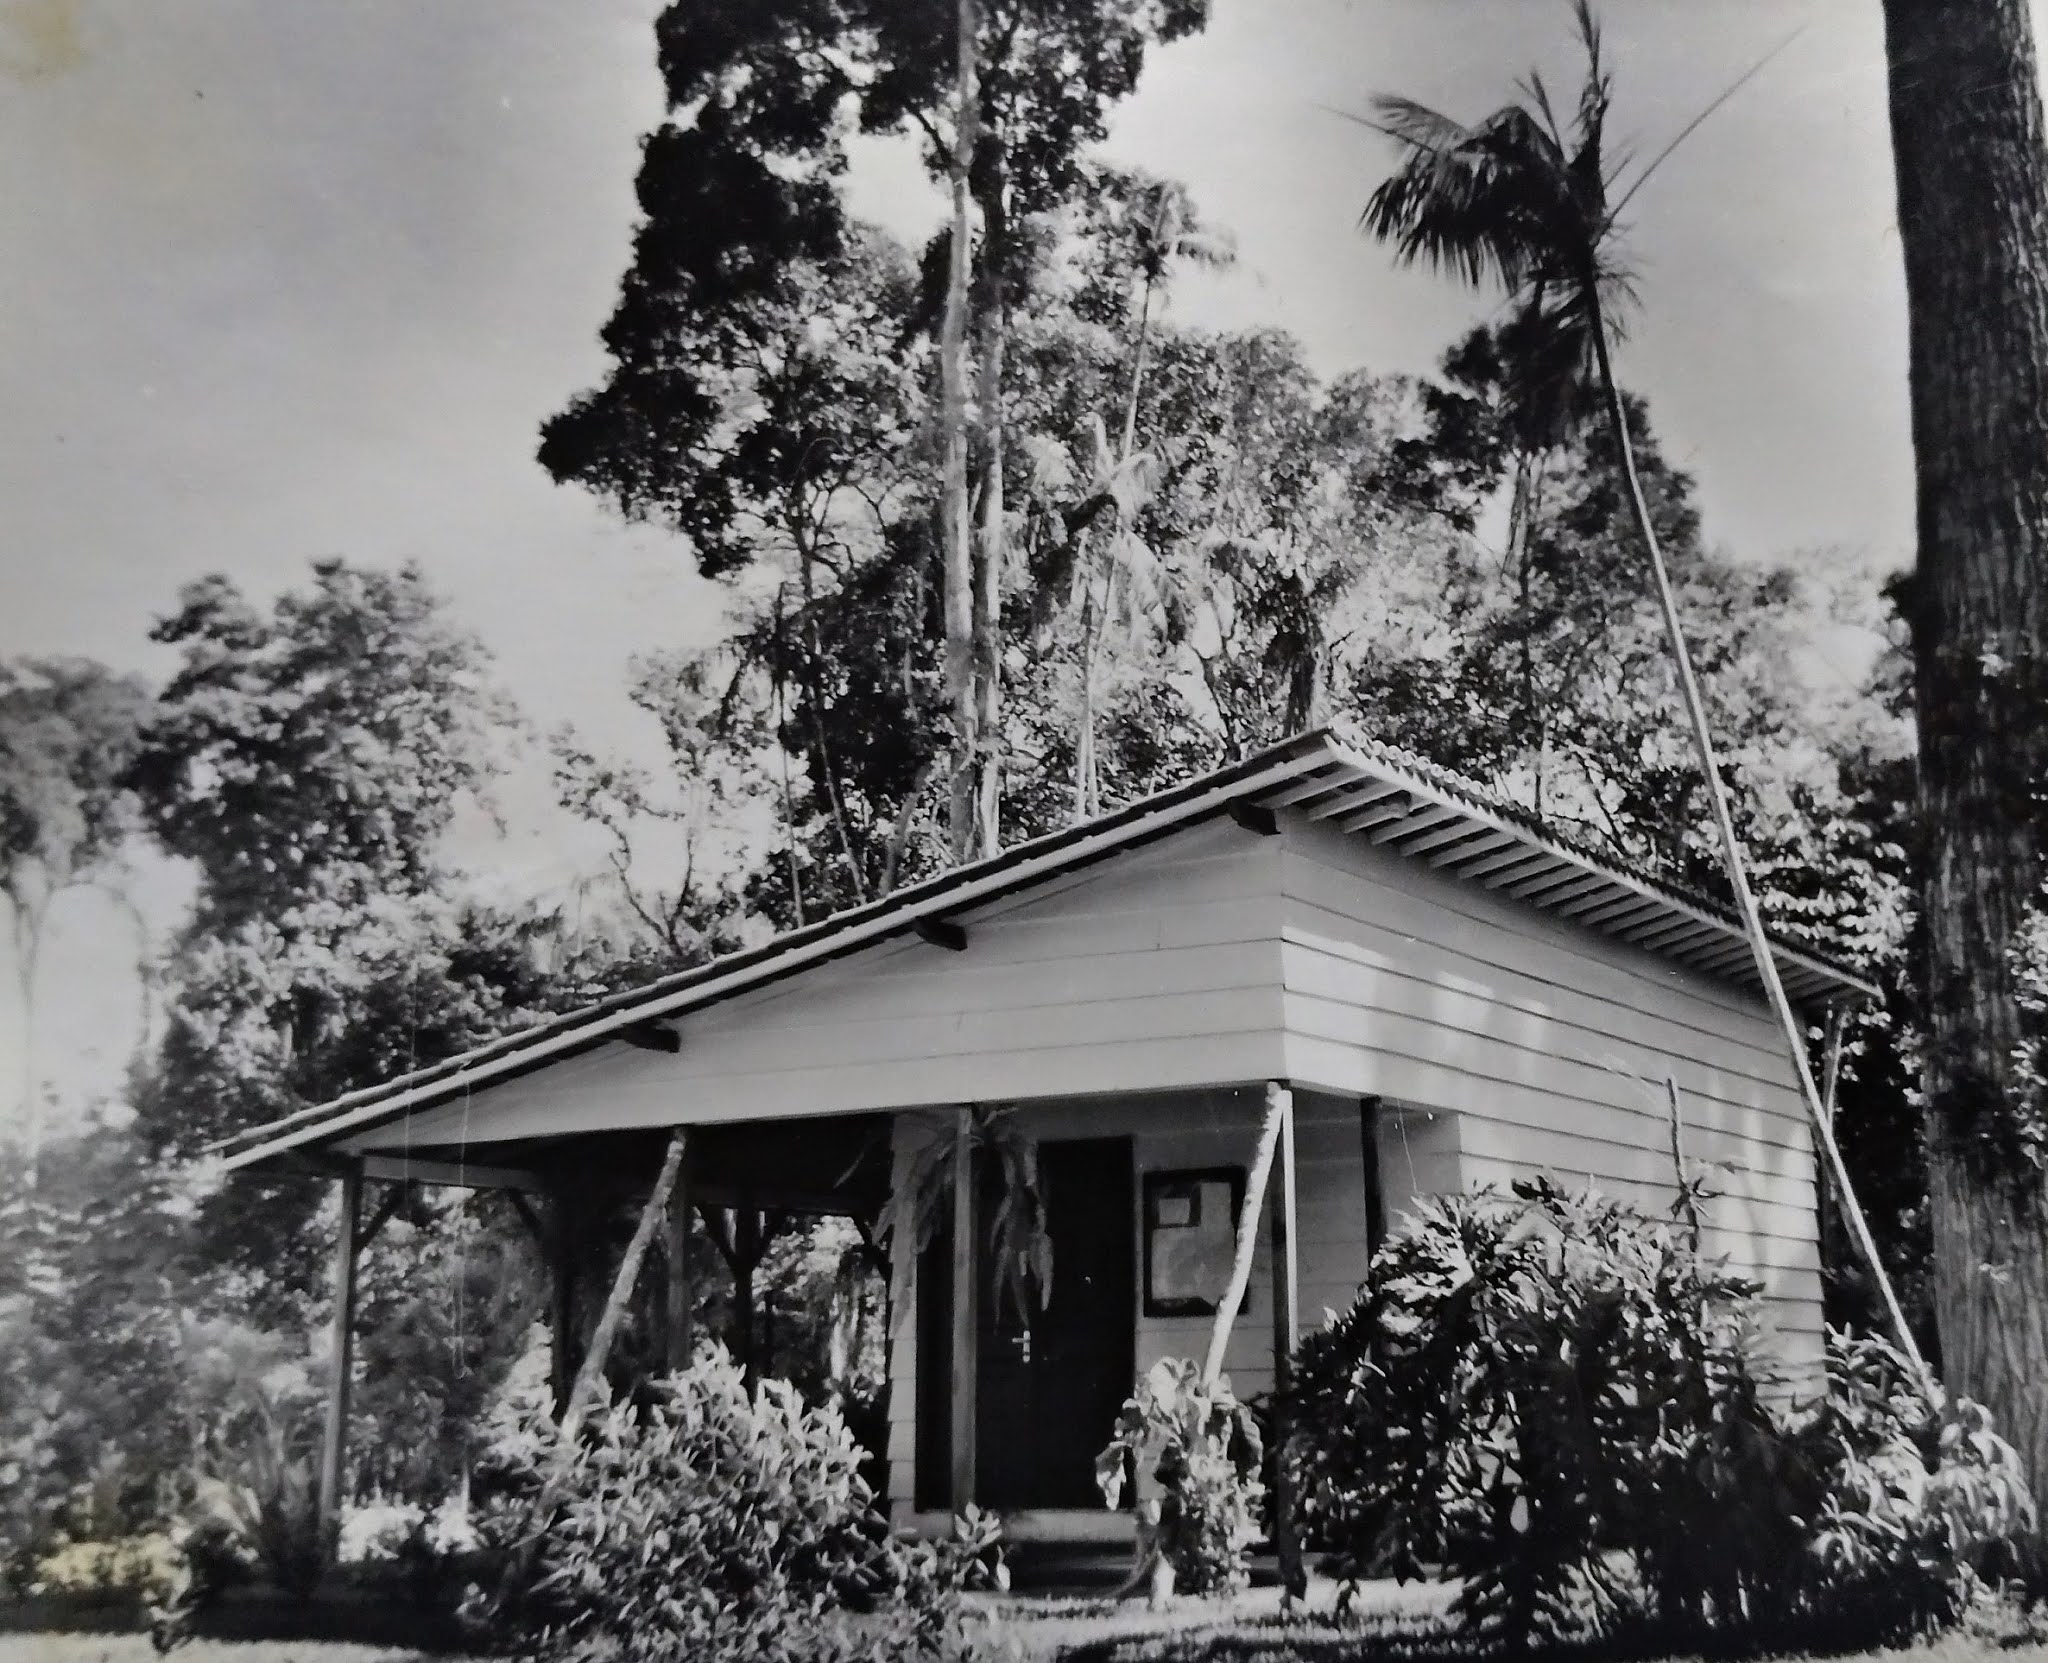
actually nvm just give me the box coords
[663,1144,694,1374]
[1358,1094,1387,1256]
[735,1205,761,1392]
[316,1162,363,1558]
[1267,1085,1306,1598]
[1202,1081,1290,1382]
[548,1184,578,1415]
[949,1109,978,1512]
[1816,1006,1848,1274]
[562,1128,689,1439]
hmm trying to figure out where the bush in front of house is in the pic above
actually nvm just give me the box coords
[1786,1329,2033,1637]
[467,1344,1003,1663]
[146,1356,331,1652]
[1288,1178,2032,1653]
[1095,1357,1266,1598]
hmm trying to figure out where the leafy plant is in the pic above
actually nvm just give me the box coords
[1096,1357,1266,1598]
[148,1344,329,1653]
[1289,1180,2032,1652]
[469,1345,1001,1663]
[1791,1332,2033,1635]
[875,1108,1053,1330]
[146,1486,258,1653]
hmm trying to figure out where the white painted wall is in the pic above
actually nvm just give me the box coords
[1275,816,1823,1375]
[359,820,1290,1152]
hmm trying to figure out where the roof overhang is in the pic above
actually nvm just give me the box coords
[217,728,1877,1178]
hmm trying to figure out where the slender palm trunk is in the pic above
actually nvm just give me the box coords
[1506,452,1544,816]
[940,0,979,862]
[1587,308,1932,1391]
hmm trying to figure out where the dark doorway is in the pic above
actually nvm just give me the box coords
[915,1136,1136,1511]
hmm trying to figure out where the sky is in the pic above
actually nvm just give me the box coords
[0,0,1981,1111]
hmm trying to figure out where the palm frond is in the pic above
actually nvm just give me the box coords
[1366,94,1475,159]
[1361,101,1576,294]
[1604,23,1803,230]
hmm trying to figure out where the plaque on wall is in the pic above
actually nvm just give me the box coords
[1142,1166,1246,1316]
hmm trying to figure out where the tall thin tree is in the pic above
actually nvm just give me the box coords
[1354,4,1930,1384]
[941,0,982,862]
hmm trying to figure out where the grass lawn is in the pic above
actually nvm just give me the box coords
[6,1601,2046,1663]
[0,1644,434,1663]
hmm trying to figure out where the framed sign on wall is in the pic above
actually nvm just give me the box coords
[1142,1166,1246,1317]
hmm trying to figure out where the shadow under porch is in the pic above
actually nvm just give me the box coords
[313,1111,903,1529]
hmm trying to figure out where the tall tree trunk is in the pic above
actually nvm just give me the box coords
[1118,273,1156,461]
[1882,0,2048,1499]
[1587,303,1932,1391]
[1074,582,1100,823]
[974,305,1006,855]
[793,540,868,905]
[1506,452,1542,817]
[969,104,1011,858]
[12,906,43,1212]
[941,0,979,862]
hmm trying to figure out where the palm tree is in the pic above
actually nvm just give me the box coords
[1355,3,1933,1387]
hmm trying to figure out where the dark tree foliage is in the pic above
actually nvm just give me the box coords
[123,562,549,1306]
[541,0,1206,575]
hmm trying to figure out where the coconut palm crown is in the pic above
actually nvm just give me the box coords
[1359,1,1634,452]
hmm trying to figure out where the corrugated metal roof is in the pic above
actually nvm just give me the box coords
[218,727,1876,1175]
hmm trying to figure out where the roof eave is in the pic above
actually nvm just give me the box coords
[221,728,1878,1177]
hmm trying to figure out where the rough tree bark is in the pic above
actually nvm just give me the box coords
[1881,0,2048,1504]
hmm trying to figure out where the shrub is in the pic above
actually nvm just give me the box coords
[147,1484,260,1653]
[34,1533,177,1604]
[1288,1179,2033,1652]
[1095,1358,1266,1597]
[146,1358,330,1652]
[340,1498,477,1614]
[1791,1331,2033,1636]
[468,1344,1002,1663]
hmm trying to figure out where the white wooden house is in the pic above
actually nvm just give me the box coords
[220,728,1871,1543]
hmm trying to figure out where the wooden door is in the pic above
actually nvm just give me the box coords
[915,1136,1136,1511]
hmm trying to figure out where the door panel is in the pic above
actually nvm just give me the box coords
[980,1137,1135,1510]
[914,1136,1136,1512]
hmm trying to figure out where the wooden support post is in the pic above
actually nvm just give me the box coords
[561,1128,688,1441]
[1816,1007,1849,1300]
[491,1129,691,1613]
[316,1163,363,1560]
[548,1186,578,1415]
[735,1206,761,1393]
[949,1111,978,1513]
[1267,1086,1306,1599]
[1203,1080,1291,1384]
[1359,1095,1387,1258]
[357,1185,404,1253]
[663,1144,693,1374]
